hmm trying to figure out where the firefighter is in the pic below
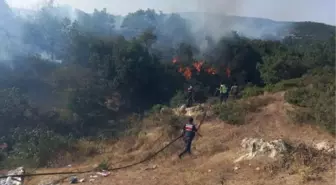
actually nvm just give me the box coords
[219,83,228,103]
[179,117,198,159]
[186,85,194,107]
[230,83,239,99]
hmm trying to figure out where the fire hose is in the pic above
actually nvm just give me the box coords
[0,104,212,179]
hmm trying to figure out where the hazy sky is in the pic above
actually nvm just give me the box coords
[7,0,336,25]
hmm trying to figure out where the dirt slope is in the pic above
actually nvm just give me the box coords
[25,92,335,185]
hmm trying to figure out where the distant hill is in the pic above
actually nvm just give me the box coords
[179,12,335,41]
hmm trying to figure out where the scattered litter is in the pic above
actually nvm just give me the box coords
[89,179,95,183]
[97,170,110,177]
[79,178,85,183]
[256,167,260,171]
[70,176,78,184]
[207,169,212,173]
[144,164,158,170]
[90,175,98,178]
[233,166,240,171]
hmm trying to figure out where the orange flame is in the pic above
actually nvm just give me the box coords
[183,67,192,80]
[193,61,204,72]
[206,67,217,75]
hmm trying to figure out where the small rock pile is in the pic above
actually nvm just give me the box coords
[173,104,205,117]
[234,138,288,163]
[313,141,334,153]
[0,167,25,185]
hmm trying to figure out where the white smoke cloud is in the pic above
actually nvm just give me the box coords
[8,0,335,24]
[1,0,334,62]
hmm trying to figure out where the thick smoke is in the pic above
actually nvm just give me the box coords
[177,0,293,52]
[0,0,307,62]
[0,0,23,61]
[0,0,77,62]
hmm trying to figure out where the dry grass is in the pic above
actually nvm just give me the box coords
[266,143,335,177]
[25,92,336,185]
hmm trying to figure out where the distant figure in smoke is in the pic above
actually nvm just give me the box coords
[186,85,194,107]
[219,83,228,104]
[179,117,198,159]
[0,143,8,155]
[230,83,239,100]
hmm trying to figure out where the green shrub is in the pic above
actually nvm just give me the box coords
[285,88,313,107]
[213,96,275,125]
[284,74,335,134]
[265,78,304,92]
[170,91,185,107]
[242,86,264,98]
[96,159,109,171]
[212,101,247,125]
[2,127,73,168]
[149,104,166,114]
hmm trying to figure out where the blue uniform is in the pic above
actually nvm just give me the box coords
[179,122,198,158]
[183,123,198,137]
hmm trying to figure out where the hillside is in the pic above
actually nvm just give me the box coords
[23,92,335,185]
[0,1,334,185]
[180,12,335,40]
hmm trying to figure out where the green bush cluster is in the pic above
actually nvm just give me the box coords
[284,73,335,134]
